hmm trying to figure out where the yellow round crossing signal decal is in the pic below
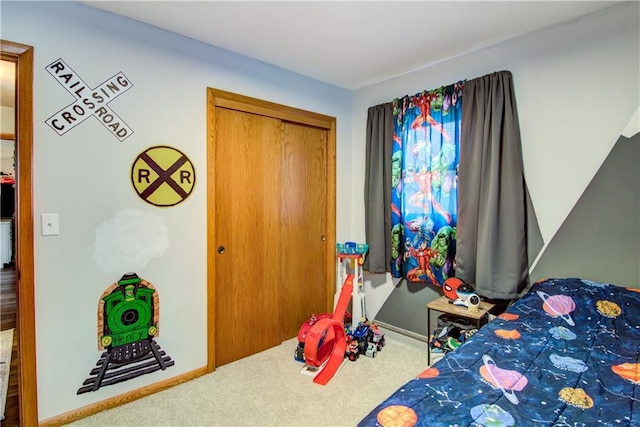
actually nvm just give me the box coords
[131,146,196,207]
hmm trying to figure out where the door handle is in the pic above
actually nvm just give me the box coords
[217,246,225,254]
[321,235,326,241]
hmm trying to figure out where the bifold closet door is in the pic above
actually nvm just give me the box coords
[214,108,283,366]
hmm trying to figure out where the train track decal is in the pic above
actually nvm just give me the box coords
[77,340,174,394]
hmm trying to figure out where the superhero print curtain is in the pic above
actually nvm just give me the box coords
[390,82,464,286]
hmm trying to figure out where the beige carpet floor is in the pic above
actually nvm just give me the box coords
[67,336,428,426]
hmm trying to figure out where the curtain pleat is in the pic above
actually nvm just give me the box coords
[364,103,394,273]
[457,71,542,299]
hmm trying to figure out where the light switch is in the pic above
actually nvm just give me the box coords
[41,213,60,236]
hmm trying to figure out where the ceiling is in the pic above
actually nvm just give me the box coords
[79,0,622,90]
[0,0,624,110]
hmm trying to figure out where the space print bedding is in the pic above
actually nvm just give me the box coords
[358,278,640,426]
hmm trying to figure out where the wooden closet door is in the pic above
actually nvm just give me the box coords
[208,88,336,371]
[280,122,328,339]
[214,108,283,366]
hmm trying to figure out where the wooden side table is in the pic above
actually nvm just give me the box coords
[426,295,495,365]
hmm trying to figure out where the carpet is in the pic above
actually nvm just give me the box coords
[67,336,428,426]
[0,328,13,421]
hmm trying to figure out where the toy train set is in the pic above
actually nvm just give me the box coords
[78,273,174,394]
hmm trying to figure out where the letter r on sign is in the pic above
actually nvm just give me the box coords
[138,169,150,183]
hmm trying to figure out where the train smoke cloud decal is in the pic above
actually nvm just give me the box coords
[77,273,174,394]
[45,58,134,141]
[92,209,169,274]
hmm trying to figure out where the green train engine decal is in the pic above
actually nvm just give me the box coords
[97,273,160,350]
[78,272,173,395]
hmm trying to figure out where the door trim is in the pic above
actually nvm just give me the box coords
[206,88,336,372]
[1,39,37,426]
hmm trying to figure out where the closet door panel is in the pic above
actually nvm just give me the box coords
[280,121,327,340]
[214,108,282,366]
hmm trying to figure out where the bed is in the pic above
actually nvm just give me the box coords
[358,278,640,426]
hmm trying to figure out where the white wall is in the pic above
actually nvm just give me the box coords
[352,2,639,319]
[2,1,352,420]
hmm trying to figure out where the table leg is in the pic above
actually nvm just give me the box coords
[427,308,431,366]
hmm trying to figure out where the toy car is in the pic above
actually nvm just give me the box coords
[345,336,360,361]
[294,342,306,363]
[365,342,377,358]
[370,322,385,351]
[350,318,373,354]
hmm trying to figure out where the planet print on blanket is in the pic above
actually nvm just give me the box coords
[479,355,528,404]
[494,329,521,339]
[595,300,621,318]
[416,366,439,378]
[498,312,519,321]
[536,291,576,326]
[558,387,593,409]
[611,363,640,384]
[376,405,418,427]
[549,354,588,373]
[581,279,608,288]
[469,404,515,426]
[549,326,577,340]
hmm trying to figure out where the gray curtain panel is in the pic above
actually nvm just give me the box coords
[456,71,542,299]
[364,103,394,273]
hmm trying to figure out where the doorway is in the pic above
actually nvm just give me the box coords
[0,40,37,426]
[206,89,336,370]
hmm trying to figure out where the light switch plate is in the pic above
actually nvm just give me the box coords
[41,213,60,236]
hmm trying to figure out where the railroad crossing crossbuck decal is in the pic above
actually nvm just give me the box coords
[131,146,196,207]
[45,58,133,141]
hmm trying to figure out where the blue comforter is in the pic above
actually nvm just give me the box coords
[359,278,640,426]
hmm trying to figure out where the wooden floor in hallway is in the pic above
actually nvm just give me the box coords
[1,265,19,427]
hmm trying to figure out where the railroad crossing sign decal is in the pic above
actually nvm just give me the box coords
[45,58,134,141]
[131,146,196,207]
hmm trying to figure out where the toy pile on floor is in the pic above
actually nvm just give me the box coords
[345,317,385,361]
[294,242,382,385]
[295,316,385,364]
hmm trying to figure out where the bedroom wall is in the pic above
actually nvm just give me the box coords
[352,2,639,335]
[530,132,640,288]
[1,1,352,421]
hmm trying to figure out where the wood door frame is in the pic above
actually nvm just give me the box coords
[1,39,37,426]
[206,88,336,372]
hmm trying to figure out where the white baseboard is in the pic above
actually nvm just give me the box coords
[374,320,428,351]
